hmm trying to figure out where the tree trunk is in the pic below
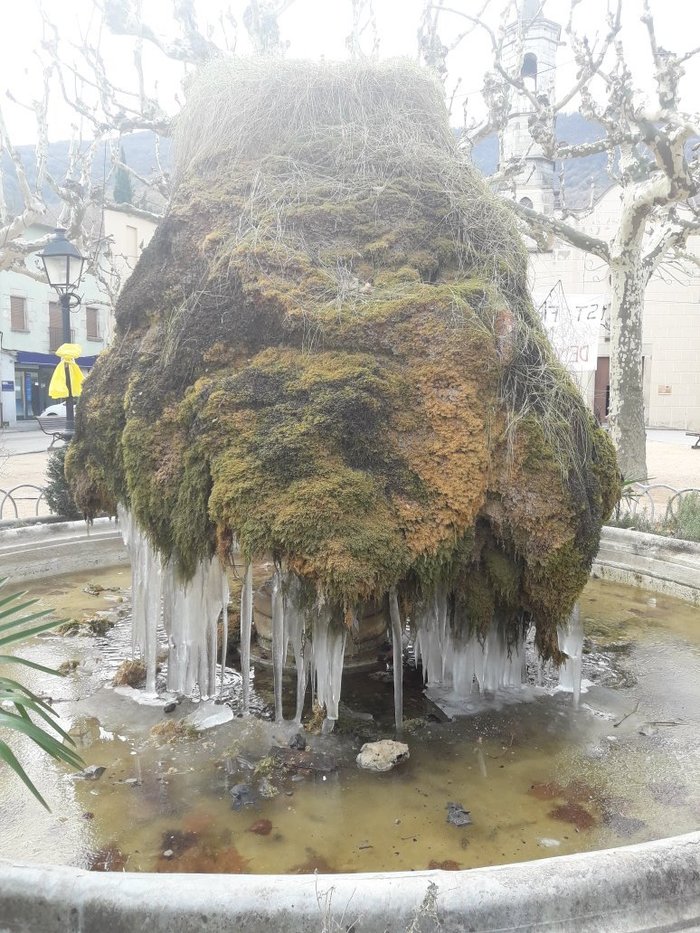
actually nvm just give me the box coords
[607,255,648,482]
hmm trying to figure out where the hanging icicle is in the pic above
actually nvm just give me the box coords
[118,506,162,695]
[389,586,404,733]
[284,575,308,723]
[271,566,286,722]
[310,606,346,728]
[240,562,253,712]
[220,583,228,697]
[413,584,526,698]
[558,604,584,707]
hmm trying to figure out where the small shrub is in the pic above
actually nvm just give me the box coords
[44,446,81,519]
[666,492,700,542]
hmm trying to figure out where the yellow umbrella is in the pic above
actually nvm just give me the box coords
[48,343,84,399]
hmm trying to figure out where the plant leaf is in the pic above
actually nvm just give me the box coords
[0,739,50,810]
[0,656,66,677]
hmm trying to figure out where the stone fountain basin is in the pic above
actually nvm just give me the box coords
[0,520,699,933]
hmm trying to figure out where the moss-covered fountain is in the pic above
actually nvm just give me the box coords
[2,58,700,933]
[66,58,619,730]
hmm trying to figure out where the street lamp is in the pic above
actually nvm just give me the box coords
[38,228,85,436]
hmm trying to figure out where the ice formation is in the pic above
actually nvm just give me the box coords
[119,506,583,722]
[557,604,584,707]
[412,587,527,698]
[119,508,229,699]
[264,569,347,726]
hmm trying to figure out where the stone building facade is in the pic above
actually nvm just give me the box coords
[502,3,700,431]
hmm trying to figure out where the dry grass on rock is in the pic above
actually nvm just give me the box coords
[68,59,620,662]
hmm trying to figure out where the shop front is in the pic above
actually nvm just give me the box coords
[13,351,97,421]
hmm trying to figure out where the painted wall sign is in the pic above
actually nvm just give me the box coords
[535,285,609,374]
[1,381,14,392]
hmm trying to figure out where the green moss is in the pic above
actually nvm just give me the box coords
[67,61,620,662]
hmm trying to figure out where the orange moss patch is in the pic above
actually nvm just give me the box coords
[67,59,620,660]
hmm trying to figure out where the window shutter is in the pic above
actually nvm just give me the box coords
[86,306,101,340]
[10,296,27,331]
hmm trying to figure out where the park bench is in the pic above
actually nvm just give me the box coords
[36,416,71,450]
[686,432,700,450]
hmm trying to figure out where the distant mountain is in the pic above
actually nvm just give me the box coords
[472,112,610,208]
[1,133,172,217]
[2,114,609,218]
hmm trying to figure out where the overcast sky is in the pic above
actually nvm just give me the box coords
[1,0,699,145]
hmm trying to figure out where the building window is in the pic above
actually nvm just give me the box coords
[10,295,27,331]
[519,196,534,209]
[126,224,139,257]
[521,53,538,92]
[86,306,101,341]
[49,301,74,351]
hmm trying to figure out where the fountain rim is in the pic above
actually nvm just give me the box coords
[0,520,699,931]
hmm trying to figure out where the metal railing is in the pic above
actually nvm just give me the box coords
[613,483,700,524]
[0,485,49,520]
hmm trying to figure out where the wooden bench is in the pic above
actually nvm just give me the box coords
[686,432,700,449]
[36,416,71,449]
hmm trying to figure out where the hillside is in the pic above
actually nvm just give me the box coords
[472,112,609,208]
[2,114,607,216]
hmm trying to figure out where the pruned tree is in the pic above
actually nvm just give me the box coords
[0,0,297,289]
[422,0,700,480]
[4,0,698,481]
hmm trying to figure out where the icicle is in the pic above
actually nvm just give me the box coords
[310,607,346,724]
[285,576,307,722]
[389,586,403,733]
[220,581,228,696]
[558,604,583,707]
[118,506,162,695]
[412,584,526,698]
[271,566,286,722]
[240,562,253,713]
[161,555,227,698]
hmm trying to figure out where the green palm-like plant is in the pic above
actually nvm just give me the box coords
[0,578,84,809]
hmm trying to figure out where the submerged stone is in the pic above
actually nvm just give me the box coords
[356,740,410,772]
[74,764,106,781]
[229,783,255,810]
[446,802,472,827]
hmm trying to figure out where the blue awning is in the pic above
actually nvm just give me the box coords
[15,351,99,368]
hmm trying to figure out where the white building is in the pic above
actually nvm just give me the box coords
[0,208,157,426]
[501,3,700,431]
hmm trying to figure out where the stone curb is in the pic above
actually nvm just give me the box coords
[0,831,698,932]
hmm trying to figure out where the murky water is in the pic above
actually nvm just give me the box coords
[1,569,698,874]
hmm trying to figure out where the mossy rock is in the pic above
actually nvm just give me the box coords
[67,59,620,661]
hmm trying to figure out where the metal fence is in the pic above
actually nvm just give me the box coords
[613,483,700,524]
[0,485,50,520]
[1,481,698,528]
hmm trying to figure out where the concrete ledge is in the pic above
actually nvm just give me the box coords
[0,517,128,583]
[0,831,698,932]
[594,526,700,605]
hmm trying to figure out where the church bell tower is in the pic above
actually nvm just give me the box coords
[500,0,561,215]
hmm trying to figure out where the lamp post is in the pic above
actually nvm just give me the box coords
[38,228,85,437]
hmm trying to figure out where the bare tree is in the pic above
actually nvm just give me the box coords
[0,0,296,289]
[424,0,700,480]
[5,0,698,479]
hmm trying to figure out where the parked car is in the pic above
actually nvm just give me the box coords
[38,403,67,418]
